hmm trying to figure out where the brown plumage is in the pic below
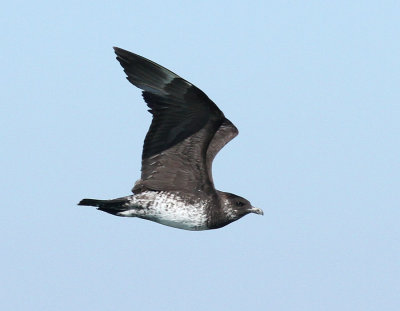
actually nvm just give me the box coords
[78,47,263,230]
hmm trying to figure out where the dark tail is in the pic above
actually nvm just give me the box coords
[78,197,130,215]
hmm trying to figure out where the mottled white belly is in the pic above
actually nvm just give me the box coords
[119,191,208,231]
[149,207,207,230]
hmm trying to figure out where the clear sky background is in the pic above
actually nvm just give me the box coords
[1,1,399,310]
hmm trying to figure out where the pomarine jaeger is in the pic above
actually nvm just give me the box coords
[78,47,263,230]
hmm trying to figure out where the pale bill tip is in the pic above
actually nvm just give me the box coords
[250,207,264,216]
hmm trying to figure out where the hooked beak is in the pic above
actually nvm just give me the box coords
[249,206,264,216]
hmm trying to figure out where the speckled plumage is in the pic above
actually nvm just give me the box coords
[119,191,209,230]
[78,47,263,230]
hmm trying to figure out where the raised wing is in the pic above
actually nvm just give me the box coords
[206,118,239,184]
[114,47,224,192]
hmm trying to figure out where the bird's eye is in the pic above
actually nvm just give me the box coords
[236,201,245,207]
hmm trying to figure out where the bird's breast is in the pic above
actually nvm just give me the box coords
[126,191,210,230]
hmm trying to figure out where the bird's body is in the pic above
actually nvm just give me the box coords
[122,191,209,231]
[82,191,209,230]
[79,47,263,230]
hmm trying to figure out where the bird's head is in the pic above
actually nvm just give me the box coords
[220,192,264,221]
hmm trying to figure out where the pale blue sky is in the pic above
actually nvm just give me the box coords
[1,1,399,310]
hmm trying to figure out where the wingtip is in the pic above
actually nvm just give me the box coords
[113,46,126,58]
[113,47,134,63]
[113,46,121,56]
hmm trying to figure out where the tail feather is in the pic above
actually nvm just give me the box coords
[78,197,129,215]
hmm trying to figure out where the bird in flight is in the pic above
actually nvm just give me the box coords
[78,47,263,230]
